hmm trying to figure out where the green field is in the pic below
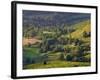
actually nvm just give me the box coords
[23,47,40,56]
[24,60,90,69]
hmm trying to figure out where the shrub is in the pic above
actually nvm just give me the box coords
[66,54,74,61]
[72,56,78,61]
[83,54,91,62]
[59,53,65,60]
[83,31,91,37]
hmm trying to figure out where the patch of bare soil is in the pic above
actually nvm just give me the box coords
[23,37,41,46]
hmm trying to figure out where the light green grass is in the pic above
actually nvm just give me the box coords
[23,47,40,57]
[84,53,91,59]
[24,60,90,69]
[71,20,90,39]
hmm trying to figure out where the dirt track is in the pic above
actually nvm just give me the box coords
[23,38,41,46]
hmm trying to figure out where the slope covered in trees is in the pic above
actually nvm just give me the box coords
[23,10,90,27]
[22,11,91,69]
[23,20,91,69]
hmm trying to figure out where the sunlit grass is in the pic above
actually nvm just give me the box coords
[70,20,90,39]
[24,60,90,69]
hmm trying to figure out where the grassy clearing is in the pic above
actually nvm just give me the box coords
[24,60,90,69]
[23,47,40,57]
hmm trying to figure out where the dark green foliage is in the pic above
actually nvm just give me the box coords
[58,37,69,44]
[74,39,83,46]
[53,45,64,52]
[83,31,91,37]
[59,53,65,60]
[66,54,73,61]
[77,46,84,57]
[83,57,91,62]
[80,44,90,52]
[43,61,47,65]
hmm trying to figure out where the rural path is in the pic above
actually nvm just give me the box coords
[23,38,41,46]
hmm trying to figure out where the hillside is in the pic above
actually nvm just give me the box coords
[23,10,90,27]
[70,20,90,39]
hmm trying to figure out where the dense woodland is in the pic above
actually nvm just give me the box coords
[23,11,91,69]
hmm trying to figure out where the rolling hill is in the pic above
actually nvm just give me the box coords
[23,10,90,27]
[70,20,90,39]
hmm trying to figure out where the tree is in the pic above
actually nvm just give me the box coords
[60,53,65,60]
[42,54,48,65]
[83,31,90,37]
[77,45,84,57]
[66,54,73,61]
[74,39,79,46]
[83,31,86,37]
[43,60,47,65]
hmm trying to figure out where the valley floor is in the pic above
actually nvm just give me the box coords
[23,60,90,69]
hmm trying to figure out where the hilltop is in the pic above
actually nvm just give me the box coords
[23,10,90,27]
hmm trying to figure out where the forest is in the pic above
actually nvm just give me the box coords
[23,11,91,69]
